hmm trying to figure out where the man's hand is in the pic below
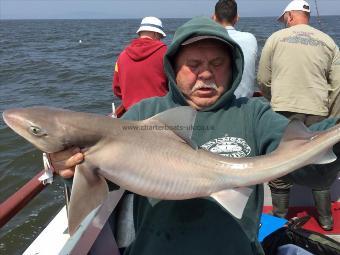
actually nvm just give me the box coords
[49,147,84,178]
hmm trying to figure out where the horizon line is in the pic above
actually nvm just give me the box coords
[1,14,339,21]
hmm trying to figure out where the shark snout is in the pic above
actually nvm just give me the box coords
[3,109,25,131]
[3,109,15,126]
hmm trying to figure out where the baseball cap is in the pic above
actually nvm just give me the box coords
[277,0,311,22]
[181,35,233,50]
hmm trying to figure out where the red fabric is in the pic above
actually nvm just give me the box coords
[263,202,340,234]
[112,37,168,110]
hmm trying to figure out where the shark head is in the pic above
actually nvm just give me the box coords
[3,107,69,153]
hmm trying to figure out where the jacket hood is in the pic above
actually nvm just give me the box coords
[126,37,166,61]
[164,16,244,111]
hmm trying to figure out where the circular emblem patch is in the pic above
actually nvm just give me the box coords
[201,135,251,158]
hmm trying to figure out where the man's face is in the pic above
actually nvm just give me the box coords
[174,39,232,110]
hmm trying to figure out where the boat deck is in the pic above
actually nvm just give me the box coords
[263,175,340,242]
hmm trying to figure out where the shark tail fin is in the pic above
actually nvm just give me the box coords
[68,164,109,235]
[210,187,253,219]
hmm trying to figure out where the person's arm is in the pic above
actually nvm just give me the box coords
[328,45,340,117]
[252,99,340,155]
[257,37,273,101]
[253,101,340,189]
[113,61,122,99]
[288,118,340,189]
[248,34,258,97]
[252,100,288,155]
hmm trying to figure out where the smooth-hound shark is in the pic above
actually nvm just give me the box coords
[3,106,340,235]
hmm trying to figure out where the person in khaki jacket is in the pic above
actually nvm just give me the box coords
[257,0,340,231]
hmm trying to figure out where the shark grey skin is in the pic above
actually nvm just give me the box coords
[3,106,339,235]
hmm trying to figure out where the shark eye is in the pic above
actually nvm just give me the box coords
[29,126,44,136]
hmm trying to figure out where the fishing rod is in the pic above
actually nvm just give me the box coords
[314,0,322,29]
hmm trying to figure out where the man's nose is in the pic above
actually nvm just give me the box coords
[198,67,213,80]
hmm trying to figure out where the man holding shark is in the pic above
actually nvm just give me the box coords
[45,17,339,255]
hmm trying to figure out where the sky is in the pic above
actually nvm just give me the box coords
[0,0,339,20]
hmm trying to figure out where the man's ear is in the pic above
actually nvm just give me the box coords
[212,14,217,21]
[288,11,293,22]
[232,15,239,26]
[154,32,160,40]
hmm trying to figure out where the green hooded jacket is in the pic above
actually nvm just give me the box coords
[120,17,339,255]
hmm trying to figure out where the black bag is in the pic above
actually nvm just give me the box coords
[261,216,340,255]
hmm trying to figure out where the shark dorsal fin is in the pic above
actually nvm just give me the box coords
[148,106,198,149]
[281,119,314,142]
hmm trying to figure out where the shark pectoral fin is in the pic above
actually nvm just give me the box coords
[68,163,109,235]
[210,187,253,219]
[147,106,198,150]
[313,148,337,164]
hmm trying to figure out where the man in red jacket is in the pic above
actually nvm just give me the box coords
[112,16,168,110]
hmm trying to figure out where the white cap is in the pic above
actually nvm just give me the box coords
[136,16,166,38]
[278,0,311,22]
